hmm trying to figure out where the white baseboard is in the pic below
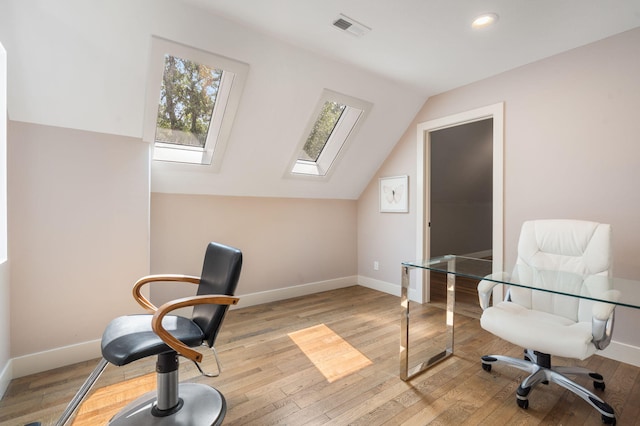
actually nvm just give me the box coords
[11,276,637,381]
[358,275,422,300]
[461,249,493,259]
[11,339,102,379]
[9,276,358,378]
[358,275,400,297]
[234,276,357,308]
[0,358,12,400]
[598,340,640,367]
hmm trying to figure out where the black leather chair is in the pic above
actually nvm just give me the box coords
[56,242,242,425]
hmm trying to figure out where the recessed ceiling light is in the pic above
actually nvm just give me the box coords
[472,13,499,29]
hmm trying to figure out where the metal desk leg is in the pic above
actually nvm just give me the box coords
[445,257,456,356]
[400,258,456,381]
[400,265,410,381]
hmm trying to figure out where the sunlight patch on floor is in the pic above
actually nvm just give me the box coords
[73,372,156,425]
[288,323,372,383]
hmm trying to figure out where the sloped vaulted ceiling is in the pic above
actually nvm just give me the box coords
[0,0,425,200]
[1,0,639,199]
[184,0,640,95]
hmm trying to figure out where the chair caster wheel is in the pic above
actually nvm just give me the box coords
[516,398,529,409]
[601,415,616,425]
[481,363,491,372]
[594,381,606,391]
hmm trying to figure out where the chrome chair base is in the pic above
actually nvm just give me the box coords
[481,350,616,425]
[109,383,226,426]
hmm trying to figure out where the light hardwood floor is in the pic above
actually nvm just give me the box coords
[1,286,639,425]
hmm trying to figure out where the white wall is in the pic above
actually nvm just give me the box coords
[150,193,357,307]
[0,262,9,396]
[0,42,9,397]
[8,122,150,376]
[358,27,640,356]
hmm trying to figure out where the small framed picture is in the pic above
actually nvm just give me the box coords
[379,175,408,213]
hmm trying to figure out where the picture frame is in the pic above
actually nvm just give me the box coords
[379,175,409,213]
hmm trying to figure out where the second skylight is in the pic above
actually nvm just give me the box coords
[290,89,371,178]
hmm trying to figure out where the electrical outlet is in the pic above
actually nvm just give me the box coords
[373,261,379,270]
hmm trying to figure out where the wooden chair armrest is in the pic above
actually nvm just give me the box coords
[132,274,201,312]
[151,295,240,363]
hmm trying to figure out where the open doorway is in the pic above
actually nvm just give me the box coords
[413,103,504,305]
[429,119,493,316]
[430,119,493,258]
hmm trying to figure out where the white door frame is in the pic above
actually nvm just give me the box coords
[413,102,504,303]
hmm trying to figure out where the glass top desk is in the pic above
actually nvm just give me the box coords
[400,255,640,381]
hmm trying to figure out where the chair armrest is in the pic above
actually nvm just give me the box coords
[592,300,617,321]
[152,295,240,363]
[591,290,620,350]
[132,274,201,312]
[477,272,511,310]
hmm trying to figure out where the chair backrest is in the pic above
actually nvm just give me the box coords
[192,242,243,348]
[512,219,612,322]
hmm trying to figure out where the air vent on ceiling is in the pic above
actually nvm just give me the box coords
[332,14,371,37]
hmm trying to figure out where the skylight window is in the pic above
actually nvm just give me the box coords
[143,37,248,170]
[156,56,222,148]
[290,90,371,177]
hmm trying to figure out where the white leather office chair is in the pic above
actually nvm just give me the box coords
[478,220,617,425]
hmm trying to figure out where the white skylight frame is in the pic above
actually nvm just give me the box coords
[288,89,372,179]
[143,36,248,172]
